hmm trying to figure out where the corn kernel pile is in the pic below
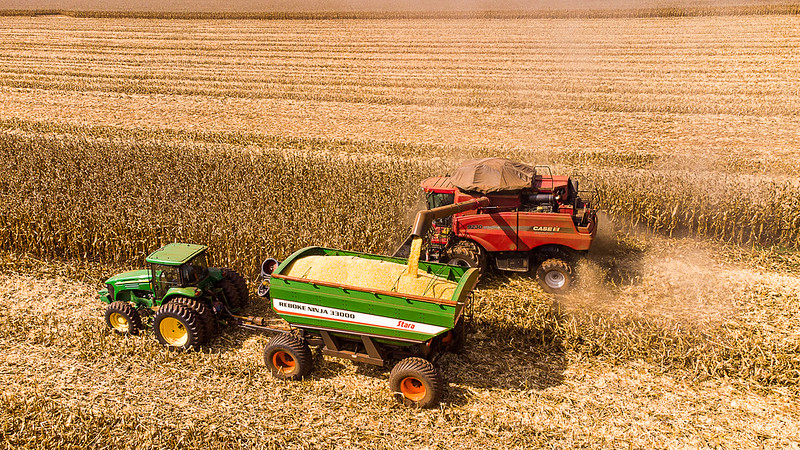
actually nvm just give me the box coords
[284,255,458,300]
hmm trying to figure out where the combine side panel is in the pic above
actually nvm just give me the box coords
[515,213,593,252]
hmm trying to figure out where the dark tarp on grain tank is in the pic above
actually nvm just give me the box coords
[450,158,536,194]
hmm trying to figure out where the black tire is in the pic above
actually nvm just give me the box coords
[169,296,216,343]
[263,333,313,380]
[389,357,443,408]
[218,278,243,310]
[442,318,466,354]
[104,301,142,335]
[153,303,205,351]
[445,241,485,271]
[536,258,573,294]
[222,268,249,308]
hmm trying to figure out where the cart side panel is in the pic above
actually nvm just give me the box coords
[270,277,460,342]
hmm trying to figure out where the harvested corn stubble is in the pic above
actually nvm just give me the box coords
[284,255,458,300]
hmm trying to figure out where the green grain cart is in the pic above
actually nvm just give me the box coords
[258,246,479,408]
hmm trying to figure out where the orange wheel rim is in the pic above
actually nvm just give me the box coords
[400,377,427,401]
[272,351,296,373]
[441,331,453,344]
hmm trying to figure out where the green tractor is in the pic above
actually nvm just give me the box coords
[99,243,248,350]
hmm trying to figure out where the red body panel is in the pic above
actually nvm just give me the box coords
[420,174,596,255]
[454,212,593,252]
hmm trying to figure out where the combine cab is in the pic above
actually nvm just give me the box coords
[398,158,597,293]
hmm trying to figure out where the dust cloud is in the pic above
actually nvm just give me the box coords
[563,211,742,328]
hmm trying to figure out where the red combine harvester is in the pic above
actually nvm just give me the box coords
[395,158,597,294]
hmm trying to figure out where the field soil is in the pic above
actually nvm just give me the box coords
[1,265,798,449]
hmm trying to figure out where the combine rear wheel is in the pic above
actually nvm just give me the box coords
[389,357,443,408]
[536,258,573,294]
[104,301,142,335]
[170,296,216,343]
[153,303,204,351]
[263,333,313,380]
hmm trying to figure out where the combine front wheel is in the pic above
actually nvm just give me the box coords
[445,242,485,272]
[536,258,573,294]
[389,357,443,408]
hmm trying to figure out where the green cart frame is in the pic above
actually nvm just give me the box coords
[247,246,479,408]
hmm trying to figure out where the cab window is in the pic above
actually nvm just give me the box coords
[426,192,454,210]
[152,264,180,300]
[181,254,209,285]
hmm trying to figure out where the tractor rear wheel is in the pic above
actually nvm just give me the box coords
[222,268,249,308]
[153,303,204,351]
[536,258,573,294]
[169,296,216,343]
[389,357,443,408]
[219,278,244,311]
[104,301,142,335]
[263,333,313,380]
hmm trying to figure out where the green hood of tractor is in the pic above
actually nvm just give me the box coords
[106,269,151,287]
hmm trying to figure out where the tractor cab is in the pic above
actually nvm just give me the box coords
[99,243,227,309]
[145,243,215,302]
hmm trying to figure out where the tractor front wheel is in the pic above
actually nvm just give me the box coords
[263,333,313,380]
[153,303,204,351]
[536,258,573,294]
[389,357,443,408]
[104,301,142,335]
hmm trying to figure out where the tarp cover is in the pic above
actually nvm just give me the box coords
[450,158,536,193]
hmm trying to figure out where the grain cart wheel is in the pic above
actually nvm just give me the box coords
[169,296,216,343]
[442,319,466,354]
[104,301,142,335]
[222,268,249,308]
[536,258,573,294]
[389,357,443,408]
[263,333,313,380]
[153,303,205,351]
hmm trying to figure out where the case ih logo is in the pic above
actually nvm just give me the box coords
[530,226,561,232]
